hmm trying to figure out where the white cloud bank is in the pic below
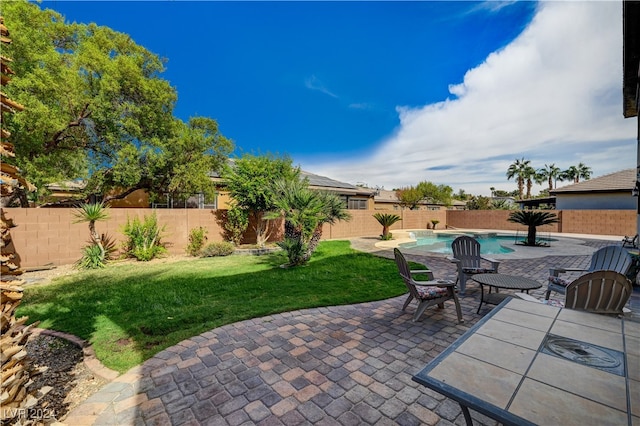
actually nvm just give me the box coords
[303,1,636,196]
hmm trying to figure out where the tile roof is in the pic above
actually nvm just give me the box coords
[550,168,635,194]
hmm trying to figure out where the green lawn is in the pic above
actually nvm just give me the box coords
[18,241,408,373]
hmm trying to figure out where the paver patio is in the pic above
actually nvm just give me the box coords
[62,236,638,425]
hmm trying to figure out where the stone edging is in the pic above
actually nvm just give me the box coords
[30,328,120,381]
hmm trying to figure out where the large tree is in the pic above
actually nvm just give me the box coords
[222,154,300,247]
[1,1,232,204]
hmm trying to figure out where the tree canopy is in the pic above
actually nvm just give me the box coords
[396,181,453,209]
[222,153,299,247]
[1,1,232,205]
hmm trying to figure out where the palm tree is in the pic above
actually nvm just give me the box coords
[506,158,531,199]
[269,177,351,266]
[523,164,538,199]
[373,213,402,240]
[507,210,559,246]
[576,162,592,182]
[538,163,562,190]
[562,165,579,183]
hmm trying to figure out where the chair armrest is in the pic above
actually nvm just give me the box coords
[410,269,431,274]
[549,267,587,276]
[447,257,460,264]
[480,256,500,269]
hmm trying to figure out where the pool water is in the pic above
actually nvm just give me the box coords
[399,232,517,255]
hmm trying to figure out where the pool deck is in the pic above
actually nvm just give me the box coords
[61,233,638,426]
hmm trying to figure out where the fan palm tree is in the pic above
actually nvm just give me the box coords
[576,162,592,183]
[506,158,531,199]
[373,213,402,240]
[538,163,562,190]
[507,210,559,246]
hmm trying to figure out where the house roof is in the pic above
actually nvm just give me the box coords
[301,170,375,196]
[623,1,639,118]
[550,168,635,194]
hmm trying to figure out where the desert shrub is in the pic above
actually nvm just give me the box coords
[76,243,107,269]
[76,233,117,270]
[187,227,208,256]
[200,241,235,257]
[122,213,167,261]
[224,206,248,245]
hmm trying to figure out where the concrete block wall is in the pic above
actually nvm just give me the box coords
[3,207,636,268]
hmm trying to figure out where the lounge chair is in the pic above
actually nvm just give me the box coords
[448,236,499,294]
[622,234,638,248]
[546,245,633,300]
[393,248,463,323]
[565,270,633,315]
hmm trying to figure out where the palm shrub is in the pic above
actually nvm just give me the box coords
[121,212,167,261]
[269,177,351,266]
[373,213,401,240]
[73,202,111,269]
[507,210,559,246]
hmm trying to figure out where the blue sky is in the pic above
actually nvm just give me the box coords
[41,1,635,196]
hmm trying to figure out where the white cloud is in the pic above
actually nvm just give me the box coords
[304,75,338,98]
[302,1,636,196]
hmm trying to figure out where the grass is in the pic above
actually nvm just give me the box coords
[18,241,409,373]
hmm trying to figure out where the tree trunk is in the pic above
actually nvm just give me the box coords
[89,220,105,259]
[527,225,537,246]
[302,224,324,263]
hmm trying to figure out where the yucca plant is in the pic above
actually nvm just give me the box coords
[373,213,402,240]
[73,202,110,268]
[507,210,558,246]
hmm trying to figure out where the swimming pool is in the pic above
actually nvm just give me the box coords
[399,232,519,255]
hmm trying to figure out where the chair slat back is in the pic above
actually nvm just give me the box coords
[394,248,412,282]
[451,236,482,268]
[565,270,632,314]
[589,246,633,275]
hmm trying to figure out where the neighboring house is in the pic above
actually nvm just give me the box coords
[45,168,376,210]
[373,189,464,211]
[549,169,635,210]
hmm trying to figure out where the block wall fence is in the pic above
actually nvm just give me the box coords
[2,208,634,268]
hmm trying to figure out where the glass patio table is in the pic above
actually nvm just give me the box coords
[412,298,639,426]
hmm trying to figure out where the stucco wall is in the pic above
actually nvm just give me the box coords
[555,193,635,210]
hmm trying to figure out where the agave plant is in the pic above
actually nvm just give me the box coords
[507,210,558,246]
[373,213,402,240]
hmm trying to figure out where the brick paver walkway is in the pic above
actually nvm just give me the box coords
[62,237,625,425]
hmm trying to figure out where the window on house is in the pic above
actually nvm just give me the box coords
[348,198,368,210]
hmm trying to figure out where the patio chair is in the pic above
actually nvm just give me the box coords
[393,248,463,323]
[564,270,633,315]
[546,245,633,300]
[448,236,500,294]
[622,234,638,248]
